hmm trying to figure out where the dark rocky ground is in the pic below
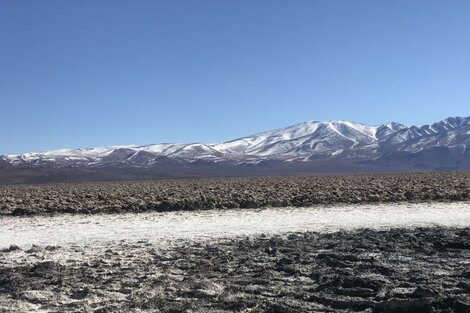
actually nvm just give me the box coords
[1,172,470,216]
[1,227,469,312]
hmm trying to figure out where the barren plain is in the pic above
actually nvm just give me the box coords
[1,227,469,312]
[1,172,469,312]
[1,172,469,216]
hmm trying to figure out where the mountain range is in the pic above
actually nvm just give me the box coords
[1,116,469,184]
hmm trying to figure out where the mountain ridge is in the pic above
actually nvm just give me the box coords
[1,116,469,183]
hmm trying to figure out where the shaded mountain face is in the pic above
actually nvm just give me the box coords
[1,117,469,183]
[0,158,11,169]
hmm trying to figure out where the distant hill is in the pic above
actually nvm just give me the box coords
[2,116,469,184]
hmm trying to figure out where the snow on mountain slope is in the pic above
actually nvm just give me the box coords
[3,145,137,165]
[383,117,470,153]
[2,117,470,168]
[211,120,379,158]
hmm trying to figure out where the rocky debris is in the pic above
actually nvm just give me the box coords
[0,227,469,312]
[0,172,469,216]
[1,245,21,253]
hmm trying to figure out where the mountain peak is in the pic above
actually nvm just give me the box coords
[2,116,470,173]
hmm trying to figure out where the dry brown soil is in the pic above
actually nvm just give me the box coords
[1,172,469,216]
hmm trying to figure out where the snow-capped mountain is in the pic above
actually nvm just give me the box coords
[1,117,470,183]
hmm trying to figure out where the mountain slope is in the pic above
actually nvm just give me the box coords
[1,116,469,183]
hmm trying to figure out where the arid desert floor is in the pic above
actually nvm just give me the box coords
[1,173,470,312]
[1,172,470,216]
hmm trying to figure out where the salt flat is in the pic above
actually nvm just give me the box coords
[1,202,469,249]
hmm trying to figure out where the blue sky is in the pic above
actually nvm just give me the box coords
[1,1,470,154]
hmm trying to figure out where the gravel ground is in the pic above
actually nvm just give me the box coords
[1,227,469,313]
[1,172,470,216]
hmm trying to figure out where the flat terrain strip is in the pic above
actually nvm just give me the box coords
[1,202,470,249]
[1,172,469,215]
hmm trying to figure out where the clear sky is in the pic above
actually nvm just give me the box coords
[1,1,470,154]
